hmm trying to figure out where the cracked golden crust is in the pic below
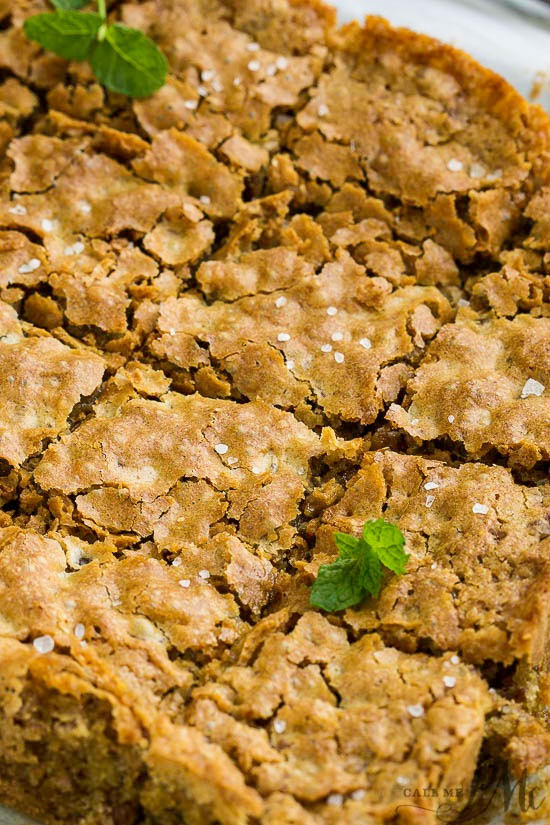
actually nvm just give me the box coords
[0,0,549,823]
[307,451,550,666]
[387,312,550,468]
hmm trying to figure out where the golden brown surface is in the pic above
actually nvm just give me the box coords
[0,1,549,824]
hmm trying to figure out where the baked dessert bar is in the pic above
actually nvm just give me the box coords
[0,1,549,823]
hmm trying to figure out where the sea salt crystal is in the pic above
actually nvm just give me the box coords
[448,415,455,423]
[9,204,27,215]
[275,56,288,70]
[273,719,286,734]
[359,337,372,349]
[321,344,332,353]
[334,352,345,364]
[74,623,85,640]
[41,218,55,232]
[18,258,41,274]
[178,579,190,588]
[78,201,92,214]
[318,104,329,117]
[64,241,85,256]
[444,675,457,688]
[275,296,287,308]
[521,378,545,399]
[447,158,463,172]
[214,443,229,455]
[184,99,198,110]
[199,569,210,580]
[326,306,338,315]
[351,789,366,801]
[33,635,54,654]
[199,195,211,205]
[472,503,489,515]
[469,162,486,179]
[248,59,261,72]
[327,794,343,807]
[286,359,295,370]
[331,331,343,342]
[197,85,208,96]
[424,482,438,491]
[201,69,214,82]
[451,655,460,665]
[407,704,424,718]
[277,332,291,342]
[425,495,435,508]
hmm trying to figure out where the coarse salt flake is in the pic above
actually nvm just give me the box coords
[331,331,343,342]
[74,623,86,640]
[201,69,214,81]
[18,258,41,274]
[407,704,424,718]
[443,675,457,688]
[273,719,286,733]
[327,794,343,807]
[424,481,439,491]
[447,158,463,172]
[472,503,489,515]
[214,443,229,455]
[318,104,329,117]
[450,655,460,665]
[275,56,288,70]
[178,579,191,588]
[321,344,332,353]
[248,59,261,72]
[359,337,372,349]
[277,332,291,342]
[64,241,85,256]
[184,99,198,110]
[521,378,545,398]
[334,352,345,364]
[326,306,338,315]
[351,789,366,801]
[275,296,287,308]
[78,201,92,214]
[33,635,54,654]
[199,195,211,205]
[469,162,486,179]
[9,204,27,215]
[425,495,435,508]
[172,557,183,567]
[286,359,295,370]
[448,415,455,423]
[199,569,210,579]
[41,218,55,232]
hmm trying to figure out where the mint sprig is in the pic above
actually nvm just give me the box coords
[310,519,409,612]
[24,0,167,99]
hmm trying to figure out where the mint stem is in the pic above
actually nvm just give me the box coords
[97,0,106,20]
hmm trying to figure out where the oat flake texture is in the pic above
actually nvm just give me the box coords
[0,1,549,824]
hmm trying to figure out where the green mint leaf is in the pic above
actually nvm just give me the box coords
[310,519,408,612]
[358,542,383,598]
[89,23,168,98]
[24,11,102,62]
[310,558,365,612]
[50,0,91,10]
[334,531,359,558]
[362,518,409,575]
